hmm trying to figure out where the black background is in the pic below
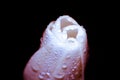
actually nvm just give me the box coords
[4,1,111,80]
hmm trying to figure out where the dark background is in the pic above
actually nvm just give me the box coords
[4,1,111,80]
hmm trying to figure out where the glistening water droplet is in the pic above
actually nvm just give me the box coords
[54,73,64,79]
[62,65,67,69]
[38,72,46,79]
[46,72,50,77]
[71,74,75,79]
[31,64,39,72]
[66,55,70,59]
[75,71,79,75]
[73,66,77,69]
[38,75,44,79]
[72,68,75,72]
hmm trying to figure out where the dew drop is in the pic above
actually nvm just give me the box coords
[41,72,46,76]
[75,71,79,75]
[46,72,50,77]
[66,55,70,59]
[67,72,71,76]
[74,62,77,65]
[72,60,75,63]
[38,72,45,79]
[54,51,58,56]
[38,75,44,79]
[73,66,77,69]
[62,65,67,69]
[54,73,64,79]
[72,68,75,72]
[71,74,75,79]
[31,65,39,72]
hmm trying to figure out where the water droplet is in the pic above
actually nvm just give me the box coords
[74,62,77,65]
[68,72,71,75]
[73,60,76,63]
[71,74,75,79]
[62,65,67,69]
[46,72,50,77]
[31,65,39,72]
[73,66,77,69]
[41,72,46,75]
[75,71,79,75]
[38,75,44,79]
[54,51,58,56]
[72,68,75,72]
[54,73,64,79]
[66,55,70,59]
[38,72,46,79]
